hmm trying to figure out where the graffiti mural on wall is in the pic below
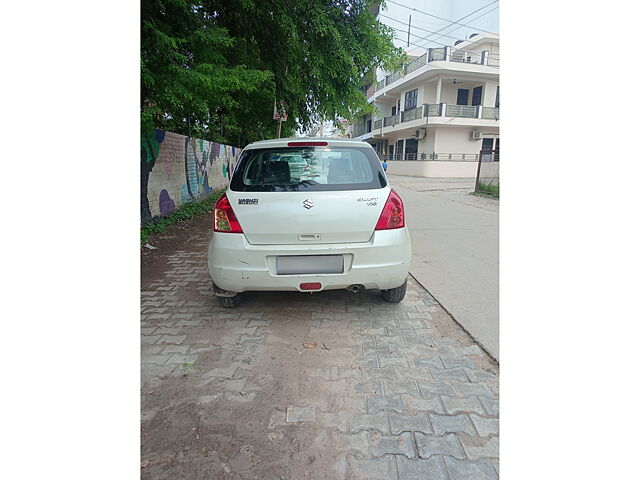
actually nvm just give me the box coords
[140,129,241,224]
[141,129,166,225]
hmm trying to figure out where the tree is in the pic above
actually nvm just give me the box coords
[142,0,403,146]
[142,0,274,144]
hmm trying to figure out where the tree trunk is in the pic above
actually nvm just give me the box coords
[141,160,153,225]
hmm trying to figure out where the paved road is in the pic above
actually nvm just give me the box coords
[388,176,499,360]
[141,214,499,479]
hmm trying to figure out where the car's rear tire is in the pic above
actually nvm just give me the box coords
[219,294,243,308]
[381,279,407,303]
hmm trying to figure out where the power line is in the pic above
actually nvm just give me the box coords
[382,15,501,56]
[410,4,499,48]
[415,6,499,48]
[379,13,468,42]
[391,26,472,51]
[388,26,460,49]
[389,20,499,53]
[386,0,498,35]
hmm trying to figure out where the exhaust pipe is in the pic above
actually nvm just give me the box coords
[347,284,364,293]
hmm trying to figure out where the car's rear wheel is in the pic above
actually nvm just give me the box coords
[219,294,243,308]
[381,279,407,303]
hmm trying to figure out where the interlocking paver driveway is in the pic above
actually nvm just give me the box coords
[141,216,499,479]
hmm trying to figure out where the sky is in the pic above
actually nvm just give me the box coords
[301,0,500,136]
[379,0,500,50]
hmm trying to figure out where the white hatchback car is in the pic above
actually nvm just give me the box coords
[208,137,411,307]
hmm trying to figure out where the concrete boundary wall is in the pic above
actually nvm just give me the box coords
[387,160,479,178]
[478,161,500,186]
[141,129,241,224]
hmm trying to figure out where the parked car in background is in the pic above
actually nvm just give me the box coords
[208,137,411,307]
[278,154,309,180]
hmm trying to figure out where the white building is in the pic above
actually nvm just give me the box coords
[352,32,499,177]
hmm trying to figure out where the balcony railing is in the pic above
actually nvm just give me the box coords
[383,114,400,127]
[354,102,499,138]
[378,152,497,162]
[430,153,480,162]
[481,106,500,120]
[444,104,479,118]
[375,103,498,131]
[423,103,443,117]
[373,45,498,92]
[400,107,422,122]
[379,153,422,161]
[450,48,483,65]
[385,71,403,85]
[405,53,427,74]
[428,48,446,62]
[353,121,371,138]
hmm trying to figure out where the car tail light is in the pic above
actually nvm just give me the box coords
[213,194,243,233]
[375,189,405,230]
[300,282,321,290]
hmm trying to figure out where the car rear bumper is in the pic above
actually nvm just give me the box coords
[208,228,411,293]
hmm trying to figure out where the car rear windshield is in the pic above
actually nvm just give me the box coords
[229,146,387,192]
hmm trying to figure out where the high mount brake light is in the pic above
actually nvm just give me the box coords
[213,194,243,233]
[375,189,405,230]
[287,141,328,147]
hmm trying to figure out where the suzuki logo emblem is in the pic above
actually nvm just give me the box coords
[303,199,313,209]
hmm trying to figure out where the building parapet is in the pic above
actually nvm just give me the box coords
[374,46,498,94]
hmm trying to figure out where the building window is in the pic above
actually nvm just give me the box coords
[456,89,469,106]
[396,139,404,159]
[472,86,483,106]
[495,86,500,108]
[404,89,418,110]
[405,138,418,160]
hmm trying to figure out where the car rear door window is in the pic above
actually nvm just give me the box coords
[230,147,386,192]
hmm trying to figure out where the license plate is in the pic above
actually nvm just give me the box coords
[276,255,344,275]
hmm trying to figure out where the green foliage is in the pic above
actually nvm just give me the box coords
[142,0,403,146]
[474,182,500,198]
[141,130,161,166]
[180,363,196,375]
[141,188,225,244]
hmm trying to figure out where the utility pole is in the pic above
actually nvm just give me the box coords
[407,15,411,47]
[274,99,285,138]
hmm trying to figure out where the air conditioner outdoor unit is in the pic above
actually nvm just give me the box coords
[415,129,426,139]
[471,129,482,140]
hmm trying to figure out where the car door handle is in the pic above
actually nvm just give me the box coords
[298,234,321,241]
